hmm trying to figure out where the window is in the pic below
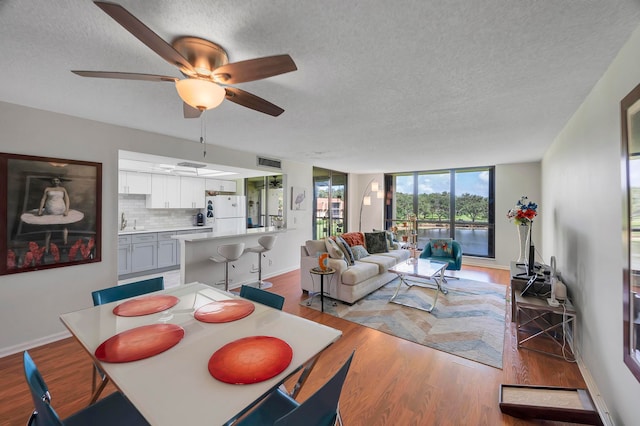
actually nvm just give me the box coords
[386,167,495,258]
[313,168,347,239]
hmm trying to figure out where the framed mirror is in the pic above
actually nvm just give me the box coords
[621,82,640,381]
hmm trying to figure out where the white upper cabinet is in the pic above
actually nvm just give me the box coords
[146,174,181,208]
[205,178,237,193]
[180,176,206,209]
[119,171,152,194]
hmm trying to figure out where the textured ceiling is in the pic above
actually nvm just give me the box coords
[1,0,640,173]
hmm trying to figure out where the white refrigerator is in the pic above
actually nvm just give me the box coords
[205,195,246,234]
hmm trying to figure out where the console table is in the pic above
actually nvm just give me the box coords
[515,292,576,360]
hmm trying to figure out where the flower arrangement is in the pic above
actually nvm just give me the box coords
[506,196,538,225]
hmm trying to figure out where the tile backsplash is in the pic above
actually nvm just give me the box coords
[119,194,201,229]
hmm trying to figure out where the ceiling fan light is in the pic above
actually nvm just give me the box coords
[175,79,225,110]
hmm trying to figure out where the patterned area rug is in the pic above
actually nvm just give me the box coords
[302,277,506,368]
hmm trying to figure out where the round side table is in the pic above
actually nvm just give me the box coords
[308,267,335,312]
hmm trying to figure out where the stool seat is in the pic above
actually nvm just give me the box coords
[244,235,277,289]
[210,243,245,291]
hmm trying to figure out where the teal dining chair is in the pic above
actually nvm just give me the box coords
[89,276,164,404]
[239,285,285,310]
[23,351,150,426]
[91,276,164,305]
[236,351,355,426]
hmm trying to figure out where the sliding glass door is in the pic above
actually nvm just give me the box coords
[313,168,347,239]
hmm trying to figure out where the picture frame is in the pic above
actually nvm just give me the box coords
[291,186,307,211]
[0,153,102,275]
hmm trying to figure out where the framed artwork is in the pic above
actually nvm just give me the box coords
[0,153,102,275]
[291,186,306,210]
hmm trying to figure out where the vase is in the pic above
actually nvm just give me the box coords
[516,223,530,264]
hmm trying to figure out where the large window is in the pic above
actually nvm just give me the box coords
[386,167,494,258]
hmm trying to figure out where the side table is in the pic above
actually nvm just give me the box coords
[308,267,336,312]
[515,292,576,360]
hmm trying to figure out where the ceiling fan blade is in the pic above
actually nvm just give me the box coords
[72,70,177,82]
[224,87,285,117]
[183,103,202,119]
[214,55,297,84]
[94,1,195,73]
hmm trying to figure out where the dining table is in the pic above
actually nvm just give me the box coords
[59,282,342,426]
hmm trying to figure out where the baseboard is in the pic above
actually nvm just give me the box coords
[0,330,71,358]
[574,348,613,426]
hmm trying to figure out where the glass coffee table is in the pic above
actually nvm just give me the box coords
[388,258,449,313]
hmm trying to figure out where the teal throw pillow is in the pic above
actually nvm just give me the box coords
[351,245,370,260]
[430,239,453,257]
[364,231,389,254]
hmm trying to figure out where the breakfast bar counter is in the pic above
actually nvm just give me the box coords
[173,227,288,287]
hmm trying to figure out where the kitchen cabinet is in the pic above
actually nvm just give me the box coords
[119,171,152,194]
[180,176,206,209]
[157,231,178,268]
[146,174,181,208]
[118,235,132,275]
[205,178,237,193]
[130,233,157,273]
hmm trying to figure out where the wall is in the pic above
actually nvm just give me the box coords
[542,24,640,425]
[0,101,312,355]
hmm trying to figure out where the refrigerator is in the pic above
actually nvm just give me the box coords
[205,195,247,234]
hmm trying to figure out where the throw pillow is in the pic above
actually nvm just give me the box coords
[335,236,355,265]
[340,232,365,247]
[364,231,389,253]
[374,228,396,250]
[325,237,345,260]
[351,245,370,260]
[430,238,453,257]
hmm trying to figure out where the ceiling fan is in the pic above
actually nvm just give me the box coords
[72,1,297,118]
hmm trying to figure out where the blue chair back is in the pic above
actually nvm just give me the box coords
[240,285,285,310]
[92,277,164,306]
[275,351,355,426]
[23,351,64,426]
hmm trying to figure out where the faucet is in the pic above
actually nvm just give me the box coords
[120,212,127,231]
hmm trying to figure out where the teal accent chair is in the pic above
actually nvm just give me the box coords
[240,285,285,310]
[23,351,150,426]
[420,239,462,272]
[236,351,355,426]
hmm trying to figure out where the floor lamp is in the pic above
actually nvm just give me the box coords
[358,178,384,231]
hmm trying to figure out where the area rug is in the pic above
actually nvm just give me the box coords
[302,277,506,368]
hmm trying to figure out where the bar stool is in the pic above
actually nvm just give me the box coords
[210,243,245,291]
[244,235,277,289]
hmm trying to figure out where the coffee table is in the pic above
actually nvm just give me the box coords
[388,258,448,313]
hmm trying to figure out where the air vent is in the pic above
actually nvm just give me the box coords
[177,161,206,168]
[257,156,282,169]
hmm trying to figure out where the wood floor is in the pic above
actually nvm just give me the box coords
[0,265,588,426]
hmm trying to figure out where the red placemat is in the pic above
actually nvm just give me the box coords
[95,324,184,363]
[194,299,255,323]
[113,295,180,317]
[208,336,293,384]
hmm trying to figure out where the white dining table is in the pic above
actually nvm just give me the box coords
[59,283,342,426]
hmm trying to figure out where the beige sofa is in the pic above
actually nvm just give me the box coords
[300,231,410,304]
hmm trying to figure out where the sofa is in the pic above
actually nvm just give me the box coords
[300,231,411,304]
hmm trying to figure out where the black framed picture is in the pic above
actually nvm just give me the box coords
[0,153,102,275]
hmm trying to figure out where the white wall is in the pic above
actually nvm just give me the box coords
[542,24,640,426]
[0,101,312,355]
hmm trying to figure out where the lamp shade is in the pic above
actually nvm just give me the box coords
[363,196,371,206]
[175,79,226,110]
